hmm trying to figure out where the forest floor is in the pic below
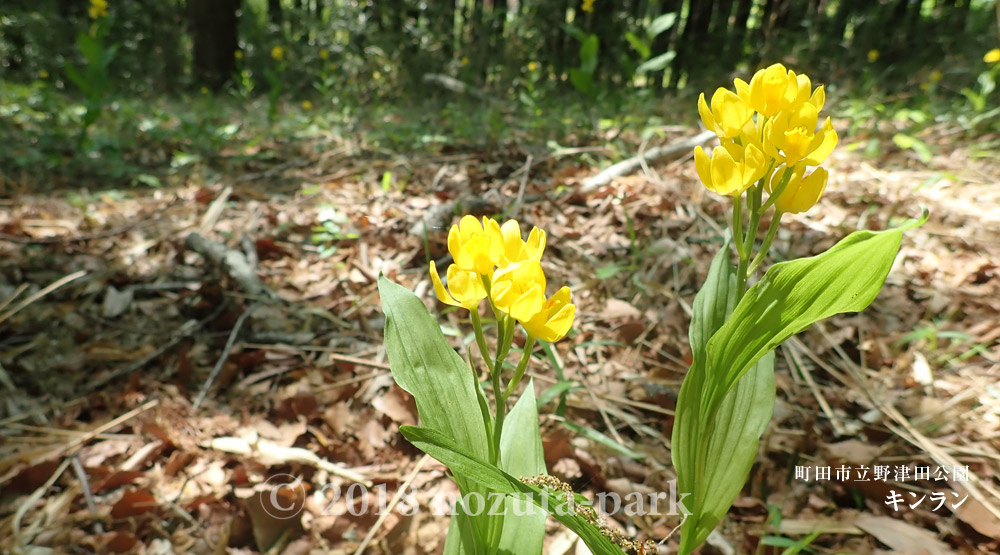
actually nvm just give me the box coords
[1,103,999,554]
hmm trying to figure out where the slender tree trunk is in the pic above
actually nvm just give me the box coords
[189,0,241,90]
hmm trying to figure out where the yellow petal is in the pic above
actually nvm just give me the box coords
[733,78,751,105]
[743,144,767,184]
[697,93,715,134]
[809,85,825,111]
[523,287,574,342]
[447,264,486,308]
[694,146,713,192]
[785,167,828,214]
[429,261,460,307]
[712,89,750,138]
[485,217,505,265]
[524,226,546,260]
[710,147,740,196]
[804,119,838,166]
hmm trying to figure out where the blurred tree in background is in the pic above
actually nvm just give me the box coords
[2,0,997,98]
[1,0,998,189]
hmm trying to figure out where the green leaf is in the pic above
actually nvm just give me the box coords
[498,384,546,554]
[635,51,676,74]
[702,213,927,415]
[400,425,628,555]
[379,277,493,545]
[624,31,650,60]
[537,381,578,409]
[891,133,932,163]
[648,13,677,37]
[380,277,489,461]
[561,420,644,461]
[579,35,600,69]
[674,241,776,552]
[569,68,593,94]
[673,214,926,553]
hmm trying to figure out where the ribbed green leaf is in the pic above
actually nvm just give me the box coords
[401,425,628,555]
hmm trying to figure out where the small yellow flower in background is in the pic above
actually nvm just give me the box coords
[929,69,943,83]
[528,62,538,72]
[461,56,470,66]
[89,0,108,19]
[430,262,488,310]
[582,0,596,14]
[985,48,1000,64]
[234,49,243,60]
[302,100,313,110]
[694,143,767,197]
[319,49,329,60]
[38,69,49,79]
[200,86,209,95]
[767,166,828,214]
[867,49,879,63]
[271,46,285,61]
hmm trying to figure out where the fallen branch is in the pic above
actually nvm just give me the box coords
[193,302,259,411]
[579,130,716,193]
[185,232,272,298]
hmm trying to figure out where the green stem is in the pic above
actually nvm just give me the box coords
[747,212,783,276]
[471,310,495,376]
[502,336,536,403]
[732,193,745,259]
[761,165,793,212]
[490,316,515,466]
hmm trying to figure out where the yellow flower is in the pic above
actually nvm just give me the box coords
[694,142,767,197]
[522,286,575,342]
[748,63,794,117]
[763,101,838,166]
[744,64,824,117]
[698,88,752,139]
[491,261,547,323]
[271,46,285,61]
[528,62,538,72]
[235,50,244,60]
[582,0,595,13]
[448,216,504,276]
[767,165,828,214]
[985,48,1000,64]
[496,220,545,267]
[430,262,488,310]
[38,69,49,79]
[929,70,943,83]
[88,0,108,19]
[319,49,329,60]
[461,56,470,66]
[302,100,313,110]
[200,86,209,95]
[867,49,879,63]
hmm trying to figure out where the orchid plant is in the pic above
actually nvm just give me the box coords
[379,63,924,554]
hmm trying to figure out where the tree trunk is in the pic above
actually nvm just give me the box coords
[189,0,241,90]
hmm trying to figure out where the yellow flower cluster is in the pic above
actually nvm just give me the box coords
[581,0,596,14]
[271,46,285,61]
[430,216,574,343]
[695,63,838,214]
[89,0,108,19]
